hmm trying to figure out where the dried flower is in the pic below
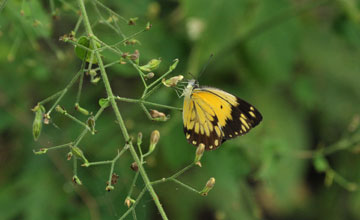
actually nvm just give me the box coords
[162,75,184,87]
[130,162,139,172]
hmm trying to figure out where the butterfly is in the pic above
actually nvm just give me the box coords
[182,79,262,150]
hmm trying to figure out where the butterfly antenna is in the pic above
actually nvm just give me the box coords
[198,54,213,79]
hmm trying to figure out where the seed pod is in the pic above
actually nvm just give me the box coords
[139,58,161,72]
[32,104,45,141]
[75,103,89,116]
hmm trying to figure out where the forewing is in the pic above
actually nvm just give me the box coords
[183,93,224,150]
[194,88,263,140]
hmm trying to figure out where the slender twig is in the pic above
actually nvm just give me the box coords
[119,187,147,220]
[293,131,360,159]
[171,179,200,194]
[77,1,169,219]
[58,110,92,133]
[76,61,86,103]
[106,146,129,188]
[33,142,73,154]
[74,104,107,147]
[46,69,83,115]
[115,96,182,111]
[152,163,195,185]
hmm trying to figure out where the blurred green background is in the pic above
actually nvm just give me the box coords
[1,0,360,219]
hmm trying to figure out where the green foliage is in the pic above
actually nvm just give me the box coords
[1,0,360,219]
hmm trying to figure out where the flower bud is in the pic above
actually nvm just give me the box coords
[162,75,184,87]
[137,132,143,146]
[55,105,66,114]
[149,109,168,121]
[75,103,89,116]
[33,148,48,155]
[72,175,82,185]
[145,72,155,80]
[67,152,73,160]
[128,17,138,25]
[87,116,96,134]
[194,144,205,167]
[32,104,45,141]
[124,197,136,208]
[169,58,179,71]
[200,177,215,196]
[145,22,152,31]
[139,58,161,72]
[105,185,114,192]
[43,113,50,125]
[149,130,160,154]
[130,50,140,64]
[125,39,141,46]
[71,146,89,164]
[91,76,101,84]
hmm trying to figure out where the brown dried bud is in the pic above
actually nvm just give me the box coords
[150,109,166,119]
[130,162,139,172]
[111,173,119,185]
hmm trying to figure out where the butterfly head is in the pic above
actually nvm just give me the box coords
[182,79,199,98]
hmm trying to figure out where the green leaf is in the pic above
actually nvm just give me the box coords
[98,98,110,107]
[74,36,99,64]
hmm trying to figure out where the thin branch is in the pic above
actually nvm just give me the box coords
[77,1,169,219]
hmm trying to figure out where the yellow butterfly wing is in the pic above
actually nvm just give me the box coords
[183,87,262,150]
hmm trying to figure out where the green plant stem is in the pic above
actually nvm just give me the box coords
[46,69,83,115]
[171,179,200,194]
[119,187,147,220]
[38,90,63,105]
[91,0,128,23]
[0,0,8,14]
[73,155,78,175]
[76,61,86,103]
[147,59,179,89]
[74,104,107,147]
[127,171,140,198]
[73,15,83,34]
[59,110,92,133]
[106,146,129,188]
[91,37,148,87]
[152,163,195,185]
[77,1,168,219]
[85,160,113,166]
[293,131,360,159]
[115,96,182,111]
[88,60,119,72]
[33,142,73,154]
